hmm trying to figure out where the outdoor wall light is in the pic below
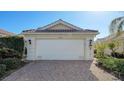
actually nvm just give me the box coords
[24,40,27,44]
[28,39,31,44]
[89,39,93,49]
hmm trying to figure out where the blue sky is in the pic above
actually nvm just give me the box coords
[0,11,123,39]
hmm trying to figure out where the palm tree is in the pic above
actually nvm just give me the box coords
[109,16,124,35]
[109,17,124,54]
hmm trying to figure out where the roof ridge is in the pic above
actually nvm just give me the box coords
[37,19,83,30]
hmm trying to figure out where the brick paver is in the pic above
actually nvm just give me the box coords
[3,60,119,81]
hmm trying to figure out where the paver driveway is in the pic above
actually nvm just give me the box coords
[3,60,119,81]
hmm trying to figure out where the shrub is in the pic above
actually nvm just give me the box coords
[0,47,21,59]
[0,64,6,76]
[97,57,124,74]
[0,36,24,57]
[94,42,106,58]
[98,58,116,71]
[114,59,124,74]
[1,58,21,70]
[0,42,6,48]
[97,58,104,65]
[104,58,116,71]
[111,52,124,58]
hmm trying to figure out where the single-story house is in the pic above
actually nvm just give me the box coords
[22,19,99,60]
[0,29,14,37]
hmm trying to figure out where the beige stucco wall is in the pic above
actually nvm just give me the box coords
[24,33,95,60]
[0,34,8,37]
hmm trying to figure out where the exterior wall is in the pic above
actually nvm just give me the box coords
[0,34,7,37]
[24,37,36,60]
[0,34,14,37]
[24,33,95,60]
[84,37,94,60]
[0,34,2,37]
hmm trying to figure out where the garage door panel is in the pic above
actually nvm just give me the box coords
[36,40,84,60]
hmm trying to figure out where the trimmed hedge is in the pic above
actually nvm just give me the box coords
[1,58,21,70]
[0,64,6,76]
[97,57,124,74]
[114,59,124,74]
[0,36,24,57]
[0,47,21,59]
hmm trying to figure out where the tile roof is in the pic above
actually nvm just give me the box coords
[22,29,98,33]
[22,19,98,34]
[0,29,14,36]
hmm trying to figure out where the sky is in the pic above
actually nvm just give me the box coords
[0,11,124,39]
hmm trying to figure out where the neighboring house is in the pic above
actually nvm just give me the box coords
[0,29,14,37]
[22,19,99,61]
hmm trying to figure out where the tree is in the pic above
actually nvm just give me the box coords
[108,40,120,57]
[109,17,124,41]
[109,17,124,35]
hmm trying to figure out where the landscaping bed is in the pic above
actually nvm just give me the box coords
[96,57,124,80]
[94,39,124,80]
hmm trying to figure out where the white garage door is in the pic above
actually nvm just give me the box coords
[36,40,84,60]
